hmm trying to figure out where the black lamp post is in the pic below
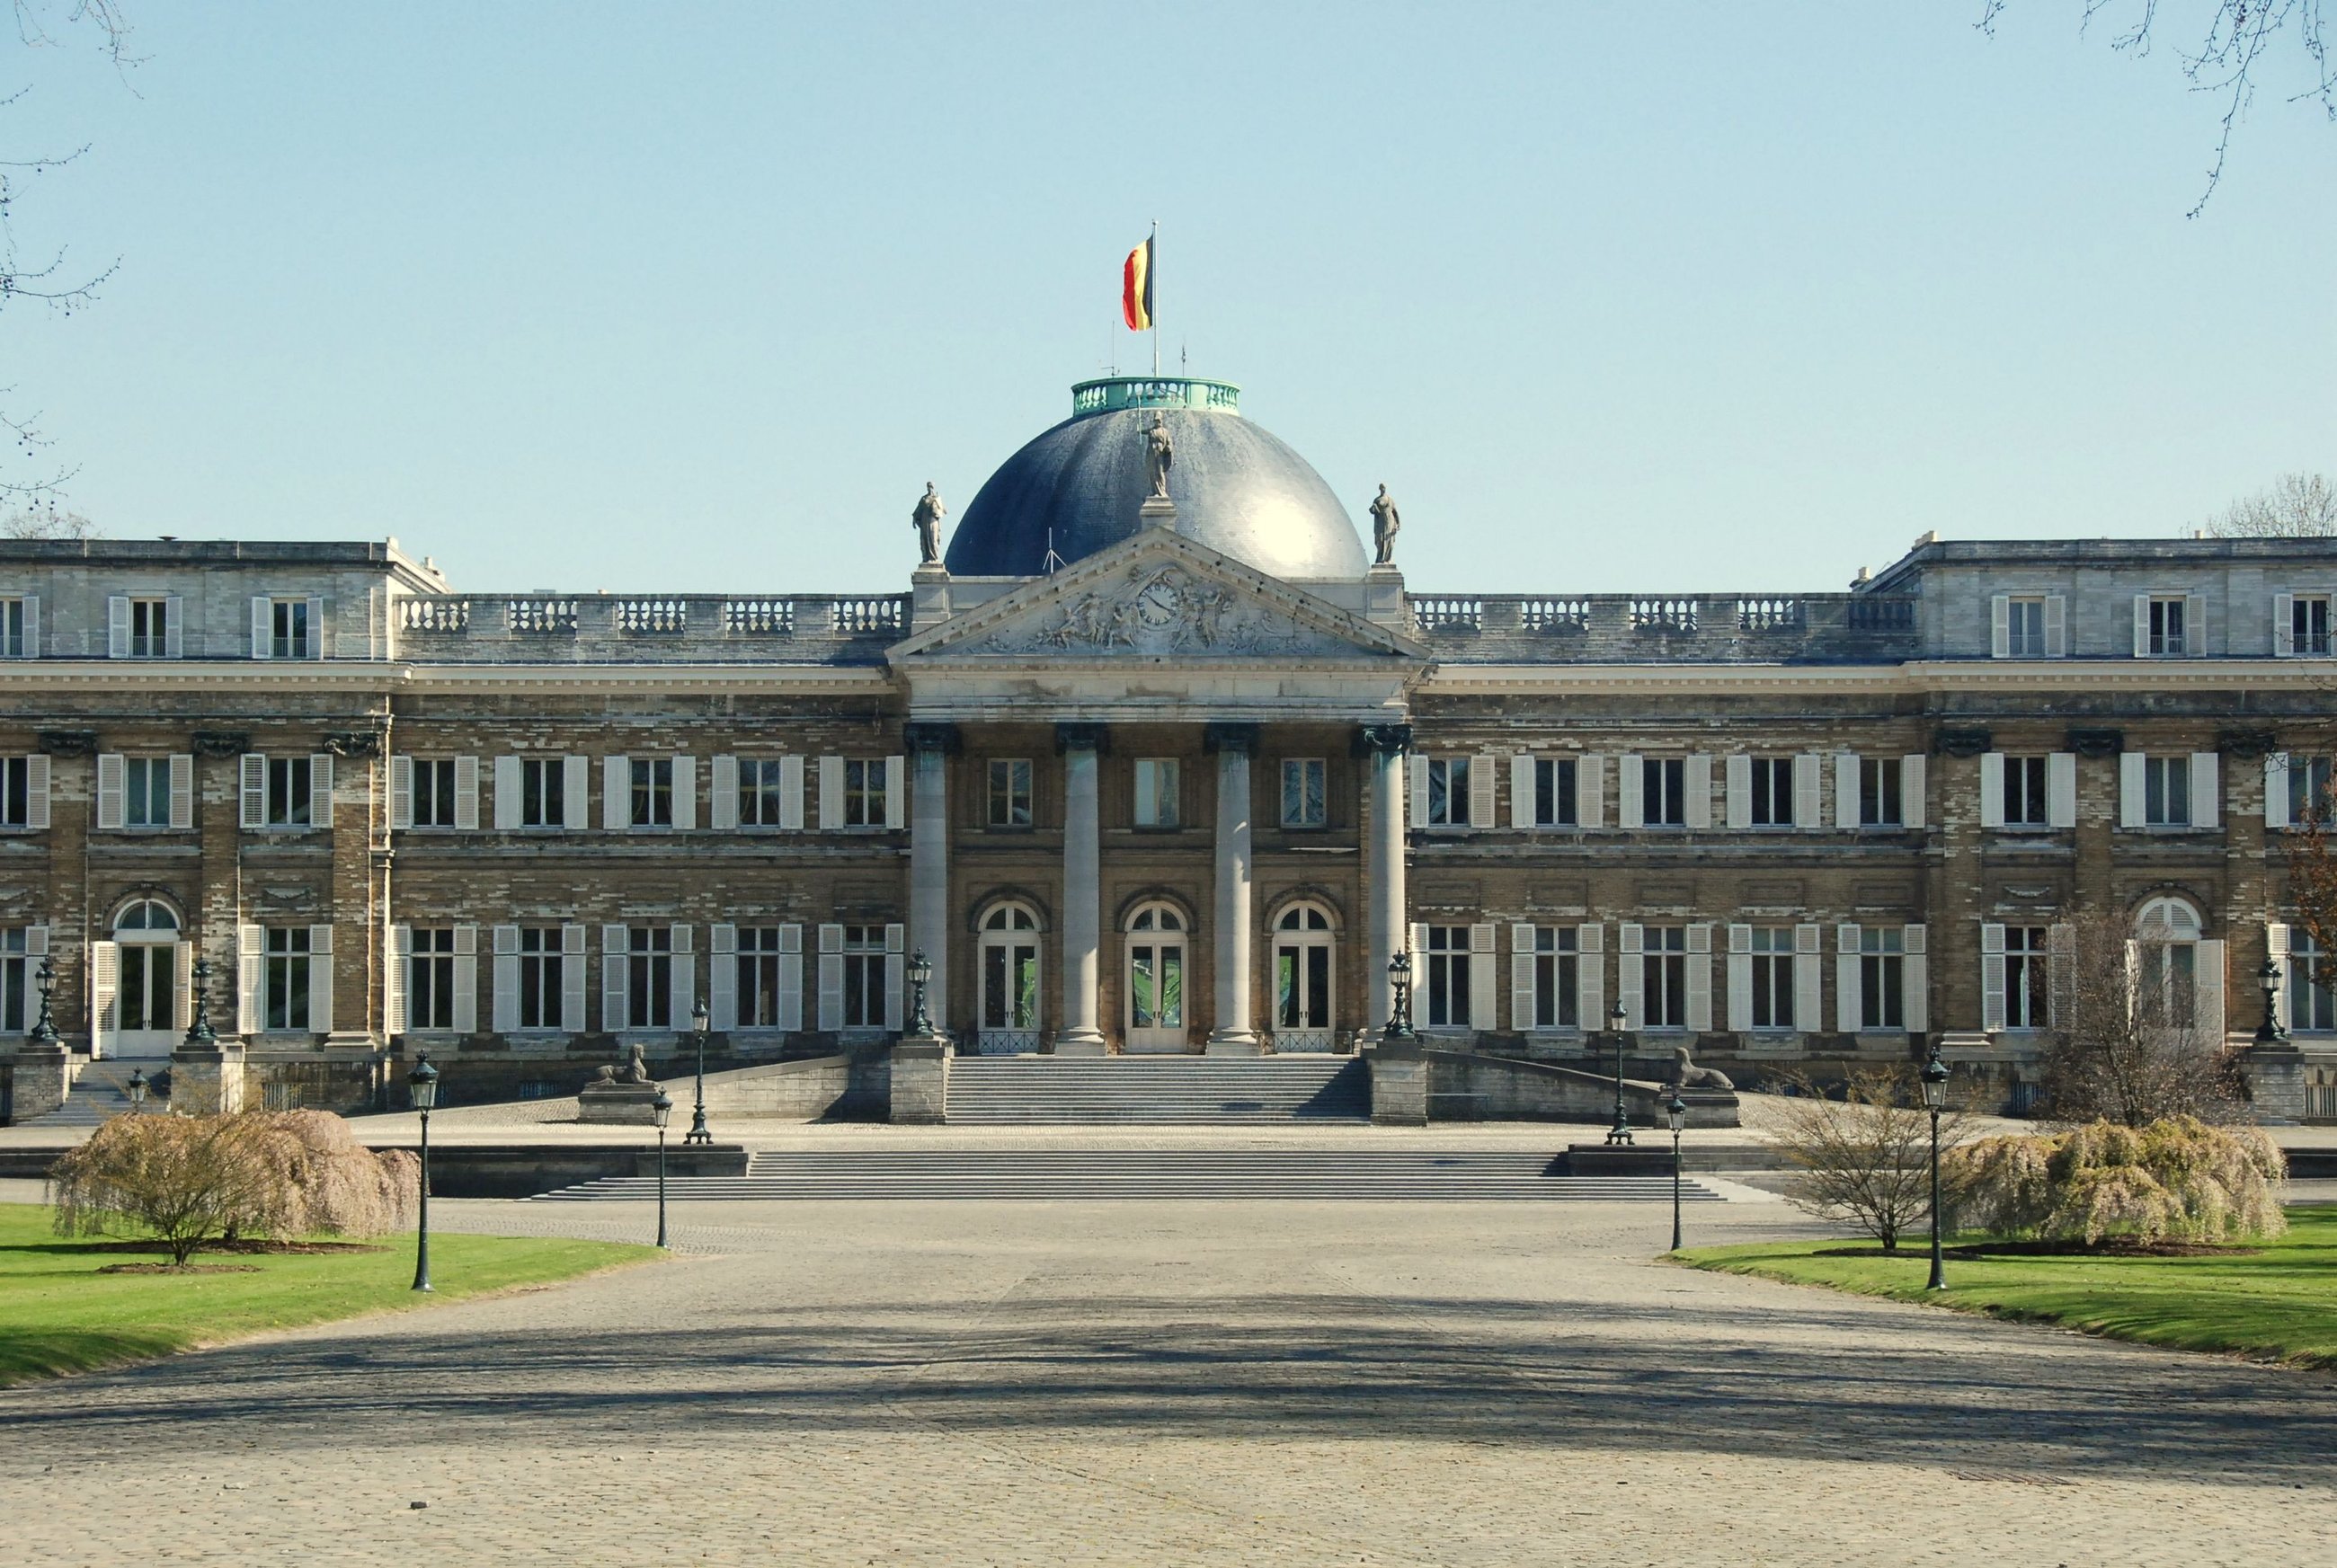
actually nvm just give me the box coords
[408,1052,439,1293]
[907,949,934,1036]
[29,955,58,1047]
[124,1067,148,1115]
[1666,1088,1688,1252]
[1604,998,1634,1147]
[683,996,713,1147]
[184,957,217,1047]
[2256,954,2288,1044]
[1384,950,1416,1041]
[652,1088,673,1250]
[1921,1041,1950,1292]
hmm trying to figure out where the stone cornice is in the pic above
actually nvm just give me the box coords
[1423,658,2337,697]
[0,660,893,698]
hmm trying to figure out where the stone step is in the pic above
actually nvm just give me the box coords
[944,1056,1370,1125]
[13,1067,164,1129]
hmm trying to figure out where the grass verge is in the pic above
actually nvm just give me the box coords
[0,1201,654,1387]
[1675,1202,2337,1369]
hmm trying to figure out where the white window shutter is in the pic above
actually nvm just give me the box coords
[2195,938,2226,1036]
[492,924,525,1033]
[493,756,520,829]
[561,924,588,1032]
[671,755,697,832]
[1576,923,1604,1028]
[1617,923,1643,1031]
[1980,923,2006,1032]
[307,597,327,659]
[308,754,333,830]
[2043,594,2067,657]
[1836,923,1862,1033]
[1794,925,1823,1032]
[164,596,183,659]
[1616,753,1643,829]
[779,754,805,830]
[564,755,590,828]
[1900,755,1926,830]
[89,939,120,1053]
[402,923,438,1034]
[2047,753,2078,828]
[388,755,413,830]
[251,597,272,659]
[2119,752,2146,828]
[95,753,125,830]
[1469,755,1497,830]
[1978,752,2005,828]
[452,924,479,1034]
[168,754,193,829]
[1685,754,1712,829]
[777,924,804,1032]
[1726,923,1753,1032]
[106,595,130,659]
[885,755,908,830]
[816,923,845,1031]
[172,940,192,1032]
[2269,923,2293,1029]
[1577,754,1604,828]
[602,924,629,1032]
[1989,594,2010,658]
[1509,755,1533,829]
[1406,755,1428,828]
[2184,592,2206,655]
[1509,922,1536,1029]
[303,925,333,1032]
[2048,923,2075,1029]
[2190,752,2220,829]
[1833,752,1860,830]
[20,594,36,656]
[817,756,845,829]
[710,755,739,831]
[1684,923,1713,1032]
[709,923,738,1031]
[2132,594,2150,658]
[1794,753,1822,829]
[670,924,695,1030]
[1903,924,1928,1032]
[1724,754,1753,829]
[2275,593,2296,656]
[23,754,47,831]
[2266,753,2291,828]
[1467,922,1497,1031]
[603,757,628,830]
[240,753,267,828]
[454,756,479,830]
[884,922,906,1032]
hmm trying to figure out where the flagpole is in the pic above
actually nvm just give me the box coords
[1150,219,1160,377]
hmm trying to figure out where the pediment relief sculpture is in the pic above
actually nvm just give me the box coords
[953,563,1359,659]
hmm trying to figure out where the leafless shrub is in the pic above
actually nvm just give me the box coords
[1948,1115,2286,1244]
[1,499,98,537]
[1772,1066,1978,1251]
[2201,472,2337,538]
[2038,915,2248,1127]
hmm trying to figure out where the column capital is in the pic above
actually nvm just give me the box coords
[1354,722,1414,757]
[902,721,962,755]
[1203,722,1260,755]
[1054,722,1109,756]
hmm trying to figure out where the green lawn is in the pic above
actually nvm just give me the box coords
[0,1201,655,1387]
[1676,1202,2337,1368]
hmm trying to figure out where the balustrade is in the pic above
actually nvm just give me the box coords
[507,598,578,634]
[723,598,795,635]
[1735,597,1805,632]
[830,597,906,634]
[1411,597,1483,633]
[1518,597,1591,633]
[1630,597,1700,633]
[615,598,688,634]
[397,597,470,633]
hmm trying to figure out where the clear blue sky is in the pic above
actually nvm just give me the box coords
[5,3,2332,592]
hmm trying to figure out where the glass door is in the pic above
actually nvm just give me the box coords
[1124,902,1187,1052]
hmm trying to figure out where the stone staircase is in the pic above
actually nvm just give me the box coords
[536,1148,1728,1203]
[15,1064,164,1128]
[943,1055,1371,1125]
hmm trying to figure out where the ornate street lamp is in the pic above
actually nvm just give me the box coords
[683,996,713,1147]
[184,957,218,1047]
[1604,998,1634,1147]
[408,1053,440,1294]
[2256,954,2288,1045]
[907,949,934,1036]
[1666,1088,1688,1252]
[29,956,58,1048]
[125,1067,148,1115]
[1383,951,1416,1041]
[652,1088,674,1250]
[1921,1041,1950,1292]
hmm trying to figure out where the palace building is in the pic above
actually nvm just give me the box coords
[1,372,2333,1123]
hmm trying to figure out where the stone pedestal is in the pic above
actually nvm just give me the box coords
[2241,1038,2307,1122]
[1362,563,1408,628]
[910,564,953,633]
[170,1041,246,1116]
[889,1034,951,1124]
[577,1080,667,1126]
[2,1041,69,1123]
[1364,1039,1427,1126]
[1139,496,1177,531]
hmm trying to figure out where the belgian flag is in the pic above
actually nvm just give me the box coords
[1122,235,1154,331]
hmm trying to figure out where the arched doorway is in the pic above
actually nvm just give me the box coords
[95,898,186,1059]
[2133,896,2213,1032]
[975,900,1043,1054]
[1271,901,1337,1052]
[1124,901,1188,1053]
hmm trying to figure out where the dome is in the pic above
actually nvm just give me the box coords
[943,377,1369,580]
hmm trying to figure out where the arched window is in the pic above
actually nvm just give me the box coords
[1124,900,1186,1050]
[2133,897,2206,1030]
[975,900,1042,1050]
[98,898,186,1053]
[1272,901,1337,1050]
[112,899,180,933]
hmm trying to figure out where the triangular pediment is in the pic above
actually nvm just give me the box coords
[892,528,1426,663]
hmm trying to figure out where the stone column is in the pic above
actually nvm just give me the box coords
[1364,724,1412,1031]
[904,722,958,1033]
[1206,723,1260,1054]
[1056,723,1107,1054]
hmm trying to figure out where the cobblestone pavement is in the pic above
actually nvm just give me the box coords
[3,1198,2333,1567]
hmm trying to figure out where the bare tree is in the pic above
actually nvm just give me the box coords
[1772,1065,1978,1251]
[2199,472,2337,538]
[1978,3,2337,215]
[2036,912,2248,1126]
[1,497,96,536]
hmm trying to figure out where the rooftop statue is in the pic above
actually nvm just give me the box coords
[911,483,946,566]
[1144,413,1174,500]
[1369,483,1400,566]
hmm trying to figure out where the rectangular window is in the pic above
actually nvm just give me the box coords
[408,927,457,1031]
[1641,757,1686,828]
[1424,757,1471,828]
[1133,757,1180,828]
[844,757,889,828]
[1748,757,1794,828]
[0,598,23,659]
[1859,926,1906,1030]
[2144,756,2191,827]
[2146,596,2188,656]
[736,759,787,827]
[2288,932,2334,1032]
[988,758,1034,828]
[522,757,566,828]
[841,924,887,1027]
[1641,926,1686,1028]
[2003,756,2049,828]
[265,926,312,1032]
[266,756,312,828]
[1532,757,1577,828]
[271,598,310,660]
[1424,925,1471,1028]
[2292,594,2333,657]
[735,926,786,1027]
[625,926,672,1029]
[1749,927,1795,1030]
[2004,926,2049,1030]
[1532,926,1579,1029]
[1281,758,1327,828]
[2287,755,2333,825]
[1859,757,1903,828]
[410,759,458,828]
[123,757,172,828]
[629,757,674,828]
[129,597,172,658]
[0,757,27,829]
[2005,596,2047,658]
[0,926,30,1032]
[518,927,564,1030]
